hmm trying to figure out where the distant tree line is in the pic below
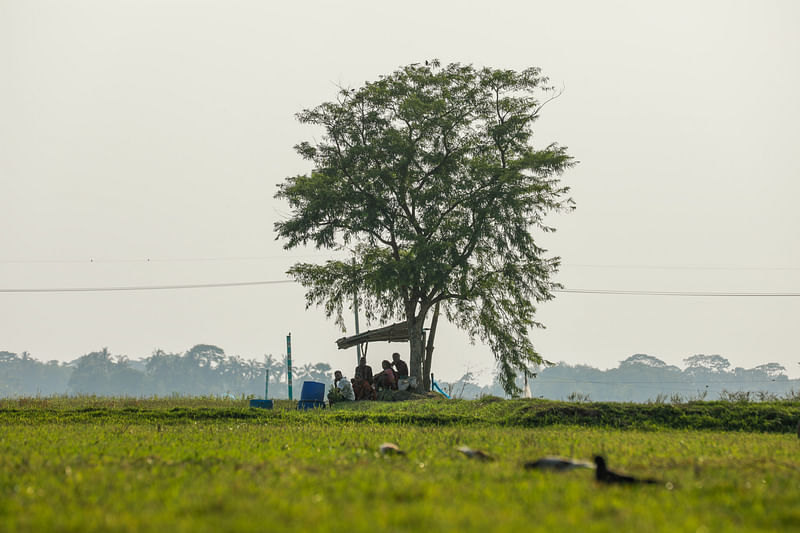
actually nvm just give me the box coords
[2,349,797,402]
[0,346,332,398]
[438,354,800,401]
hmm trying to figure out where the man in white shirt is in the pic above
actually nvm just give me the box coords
[334,370,355,401]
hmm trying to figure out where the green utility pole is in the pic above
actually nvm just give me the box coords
[265,369,269,399]
[286,333,293,401]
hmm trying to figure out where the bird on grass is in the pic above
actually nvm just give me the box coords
[457,446,494,461]
[594,456,659,485]
[524,456,594,471]
[379,442,406,456]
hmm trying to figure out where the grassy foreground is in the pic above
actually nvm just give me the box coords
[1,398,799,532]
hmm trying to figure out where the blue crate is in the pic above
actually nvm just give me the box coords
[300,381,326,402]
[249,399,273,409]
[297,400,325,411]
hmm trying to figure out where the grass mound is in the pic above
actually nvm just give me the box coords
[3,396,799,432]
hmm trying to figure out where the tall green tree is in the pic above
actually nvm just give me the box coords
[275,61,575,395]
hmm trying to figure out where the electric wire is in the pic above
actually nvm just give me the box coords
[556,288,800,297]
[0,254,345,264]
[530,377,786,385]
[0,280,294,293]
[0,280,798,295]
[1,255,798,270]
[564,263,800,271]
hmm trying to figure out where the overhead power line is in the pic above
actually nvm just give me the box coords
[564,263,800,271]
[0,280,798,296]
[1,256,798,270]
[534,377,786,385]
[0,280,294,293]
[0,254,345,265]
[557,288,800,297]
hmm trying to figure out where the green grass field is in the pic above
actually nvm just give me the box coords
[2,397,799,532]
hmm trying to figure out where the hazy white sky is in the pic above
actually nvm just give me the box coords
[2,0,799,384]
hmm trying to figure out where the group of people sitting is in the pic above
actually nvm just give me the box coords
[331,352,410,402]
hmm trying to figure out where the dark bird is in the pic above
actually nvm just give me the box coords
[379,442,406,456]
[524,456,594,471]
[457,446,494,461]
[594,456,659,485]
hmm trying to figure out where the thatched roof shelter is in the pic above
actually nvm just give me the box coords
[335,322,409,354]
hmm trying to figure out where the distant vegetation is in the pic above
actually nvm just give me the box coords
[440,353,800,401]
[525,354,798,403]
[2,348,798,402]
[0,346,330,398]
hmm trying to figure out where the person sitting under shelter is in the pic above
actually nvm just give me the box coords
[353,357,376,400]
[391,352,409,378]
[374,360,397,391]
[354,357,373,384]
[331,370,355,402]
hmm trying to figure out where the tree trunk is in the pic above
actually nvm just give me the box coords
[407,314,425,391]
[422,302,440,392]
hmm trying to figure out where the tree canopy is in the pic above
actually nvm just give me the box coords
[275,61,575,395]
[684,354,732,374]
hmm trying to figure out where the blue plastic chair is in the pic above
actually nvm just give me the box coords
[297,381,326,410]
[300,381,326,402]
